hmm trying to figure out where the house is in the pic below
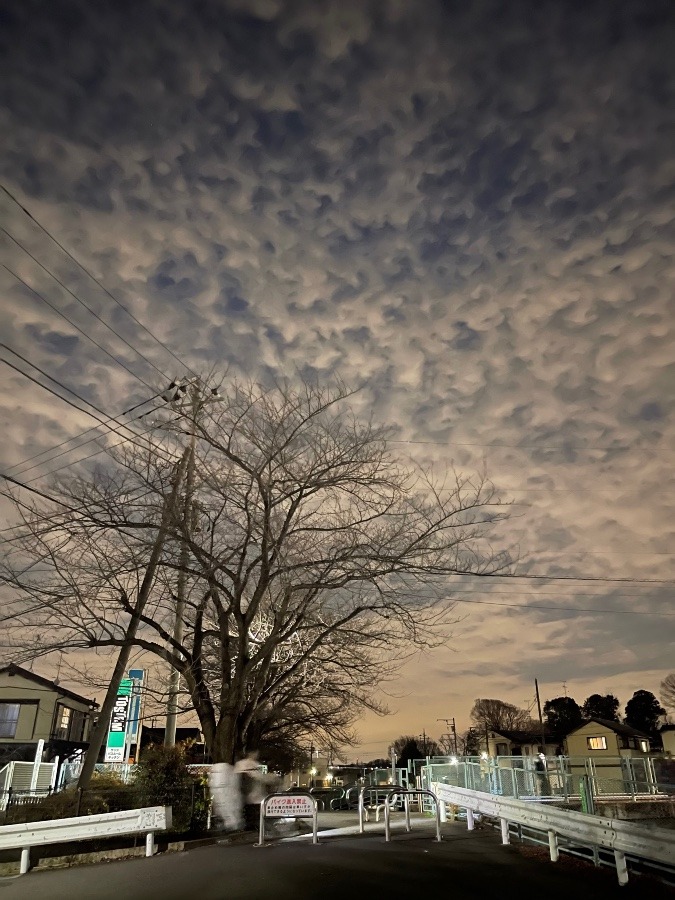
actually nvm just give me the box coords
[659,724,675,757]
[0,664,98,765]
[564,718,651,758]
[481,727,559,758]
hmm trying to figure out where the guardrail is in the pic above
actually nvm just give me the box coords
[432,781,675,885]
[0,805,171,875]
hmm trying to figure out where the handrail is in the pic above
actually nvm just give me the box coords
[432,781,675,885]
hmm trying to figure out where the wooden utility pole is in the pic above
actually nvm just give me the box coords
[77,449,190,789]
[535,677,546,752]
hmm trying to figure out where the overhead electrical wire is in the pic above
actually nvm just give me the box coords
[0,350,176,470]
[2,227,169,382]
[3,389,162,476]
[3,265,156,392]
[0,183,198,381]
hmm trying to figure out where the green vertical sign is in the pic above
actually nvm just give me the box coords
[104,678,133,762]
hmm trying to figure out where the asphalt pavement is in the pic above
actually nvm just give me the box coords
[0,815,672,899]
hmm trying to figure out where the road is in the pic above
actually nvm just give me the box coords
[0,818,671,899]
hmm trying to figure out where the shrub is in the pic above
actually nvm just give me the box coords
[133,743,205,832]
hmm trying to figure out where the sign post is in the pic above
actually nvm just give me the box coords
[257,792,318,847]
[126,669,145,763]
[104,678,133,763]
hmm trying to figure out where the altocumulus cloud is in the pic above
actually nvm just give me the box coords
[1,0,674,749]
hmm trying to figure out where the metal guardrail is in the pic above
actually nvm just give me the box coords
[432,781,675,885]
[0,805,171,875]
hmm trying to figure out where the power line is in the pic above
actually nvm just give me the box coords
[446,595,675,617]
[3,265,156,392]
[0,344,174,474]
[450,571,675,586]
[1,183,198,380]
[0,350,176,471]
[391,438,673,454]
[3,389,162,476]
[2,227,169,382]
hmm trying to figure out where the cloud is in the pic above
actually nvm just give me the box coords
[1,0,674,756]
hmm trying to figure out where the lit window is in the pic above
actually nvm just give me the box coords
[54,705,72,740]
[639,739,649,753]
[587,736,607,750]
[0,703,20,738]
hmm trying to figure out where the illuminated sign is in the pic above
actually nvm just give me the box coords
[104,678,133,762]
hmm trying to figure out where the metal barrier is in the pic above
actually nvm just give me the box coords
[257,791,318,847]
[358,786,442,842]
[432,781,675,885]
[0,805,171,875]
[424,755,672,803]
[357,786,399,833]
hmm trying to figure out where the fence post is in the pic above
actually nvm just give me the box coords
[75,787,83,817]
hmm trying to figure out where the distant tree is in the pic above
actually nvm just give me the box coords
[543,696,583,737]
[582,693,620,722]
[391,734,440,768]
[470,698,530,732]
[459,728,481,756]
[624,690,665,739]
[660,674,675,714]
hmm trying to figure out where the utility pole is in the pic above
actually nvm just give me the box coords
[418,730,428,757]
[162,379,221,747]
[437,718,458,755]
[535,677,546,753]
[78,449,191,789]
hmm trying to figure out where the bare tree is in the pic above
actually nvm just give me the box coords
[660,674,675,714]
[1,378,511,765]
[470,698,531,732]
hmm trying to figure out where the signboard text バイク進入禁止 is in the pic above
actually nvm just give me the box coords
[265,795,314,817]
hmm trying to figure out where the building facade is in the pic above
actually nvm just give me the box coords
[0,664,98,764]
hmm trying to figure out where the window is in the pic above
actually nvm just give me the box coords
[0,703,21,738]
[54,704,72,740]
[639,739,649,753]
[587,736,607,750]
[53,705,87,741]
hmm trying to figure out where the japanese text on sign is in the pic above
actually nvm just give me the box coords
[265,795,314,817]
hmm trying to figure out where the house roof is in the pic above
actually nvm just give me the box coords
[0,664,98,708]
[490,729,557,745]
[567,717,650,739]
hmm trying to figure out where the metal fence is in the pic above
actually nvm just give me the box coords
[422,755,674,802]
[0,783,209,831]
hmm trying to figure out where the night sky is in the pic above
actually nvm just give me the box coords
[1,0,674,757]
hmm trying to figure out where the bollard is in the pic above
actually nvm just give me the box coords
[439,800,447,823]
[145,832,156,857]
[614,850,629,885]
[548,830,558,862]
[466,808,475,831]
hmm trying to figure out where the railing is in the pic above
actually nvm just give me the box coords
[432,781,675,886]
[0,805,171,874]
[423,755,674,803]
[358,786,442,842]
